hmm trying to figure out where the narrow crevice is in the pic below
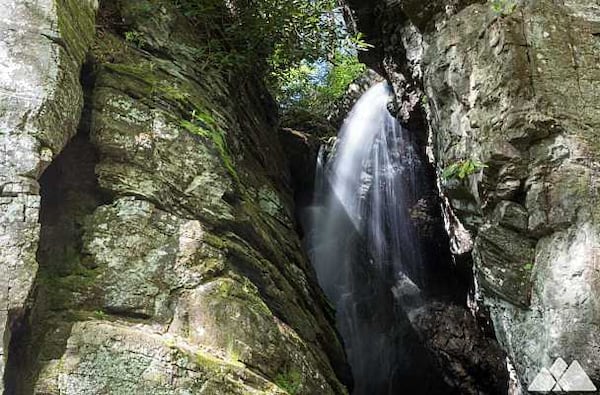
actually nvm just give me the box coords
[519,9,537,99]
[3,59,105,395]
[3,308,29,394]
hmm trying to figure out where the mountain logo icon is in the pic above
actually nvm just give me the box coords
[528,358,597,392]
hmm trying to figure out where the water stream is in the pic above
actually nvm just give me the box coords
[308,82,439,394]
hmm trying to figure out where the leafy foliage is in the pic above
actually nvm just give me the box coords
[171,0,368,115]
[124,30,144,47]
[441,159,488,180]
[275,369,302,394]
[173,0,352,72]
[274,51,366,118]
[490,0,517,16]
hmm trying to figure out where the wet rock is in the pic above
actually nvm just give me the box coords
[412,302,509,395]
[347,0,600,389]
[474,224,536,308]
[492,201,529,233]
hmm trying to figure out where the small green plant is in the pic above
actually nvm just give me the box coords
[421,94,431,113]
[93,310,107,319]
[441,159,488,180]
[490,0,517,16]
[275,369,302,395]
[523,262,534,271]
[124,30,144,47]
[226,337,241,363]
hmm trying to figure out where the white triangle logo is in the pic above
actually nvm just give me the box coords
[529,367,556,392]
[529,359,597,392]
[558,360,597,392]
[549,357,568,379]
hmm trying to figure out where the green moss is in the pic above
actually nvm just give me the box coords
[104,58,202,108]
[95,26,244,189]
[57,0,97,61]
[36,243,100,310]
[102,54,239,186]
[155,82,191,103]
[203,232,229,250]
[213,276,273,317]
[225,335,242,363]
[196,350,243,369]
[170,344,243,370]
[104,62,158,84]
[38,268,98,304]
[101,62,160,100]
[93,32,131,63]
[216,277,234,297]
[275,369,302,394]
[220,223,326,338]
[103,62,200,112]
[180,114,239,183]
[41,247,96,280]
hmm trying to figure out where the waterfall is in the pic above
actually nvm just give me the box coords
[308,82,438,394]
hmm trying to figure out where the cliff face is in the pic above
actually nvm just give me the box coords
[0,1,350,394]
[4,0,598,393]
[0,0,98,391]
[348,0,600,390]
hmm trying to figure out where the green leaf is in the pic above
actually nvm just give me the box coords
[441,163,460,180]
[442,159,487,180]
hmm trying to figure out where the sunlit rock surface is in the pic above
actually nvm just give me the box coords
[0,0,350,393]
[0,0,97,390]
[348,0,600,390]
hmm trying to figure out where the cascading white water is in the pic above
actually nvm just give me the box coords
[308,82,434,394]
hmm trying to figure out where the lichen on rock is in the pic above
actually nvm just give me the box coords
[0,0,98,390]
[0,0,352,394]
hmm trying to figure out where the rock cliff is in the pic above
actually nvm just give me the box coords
[3,0,598,393]
[347,0,600,391]
[0,1,350,393]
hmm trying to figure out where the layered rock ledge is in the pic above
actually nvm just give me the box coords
[0,1,350,393]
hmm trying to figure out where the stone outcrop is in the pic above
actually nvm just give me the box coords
[4,0,597,392]
[348,0,600,391]
[0,0,98,391]
[0,0,350,394]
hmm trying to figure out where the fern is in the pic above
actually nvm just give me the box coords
[441,159,488,180]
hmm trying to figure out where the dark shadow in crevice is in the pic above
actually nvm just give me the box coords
[3,59,106,395]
